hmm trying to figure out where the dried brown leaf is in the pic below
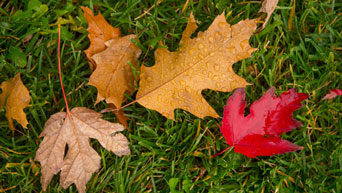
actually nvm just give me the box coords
[136,13,257,119]
[89,36,142,108]
[82,6,121,70]
[0,73,30,131]
[259,0,279,29]
[35,107,130,193]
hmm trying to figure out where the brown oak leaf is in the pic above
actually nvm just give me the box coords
[89,36,142,108]
[136,13,257,119]
[0,72,30,131]
[35,107,130,193]
[259,0,279,29]
[82,6,121,70]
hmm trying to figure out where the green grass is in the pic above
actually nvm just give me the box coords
[1,0,342,192]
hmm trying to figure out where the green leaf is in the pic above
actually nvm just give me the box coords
[9,46,27,67]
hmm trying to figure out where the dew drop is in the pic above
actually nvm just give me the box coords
[180,62,184,67]
[180,80,186,85]
[164,99,169,105]
[226,47,236,54]
[221,87,228,92]
[188,68,194,74]
[209,37,214,43]
[215,32,222,40]
[236,53,245,60]
[216,82,220,87]
[157,95,162,102]
[170,101,176,108]
[240,39,249,50]
[146,76,152,82]
[202,70,207,75]
[198,44,204,49]
[214,64,220,71]
[213,75,219,80]
[198,54,204,59]
[189,48,195,55]
[219,22,226,28]
[208,71,213,77]
[185,86,191,93]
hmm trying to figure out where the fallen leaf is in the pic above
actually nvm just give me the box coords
[83,7,141,126]
[82,6,121,70]
[89,36,142,107]
[322,89,342,100]
[259,0,279,29]
[220,87,307,158]
[35,107,130,193]
[0,73,30,131]
[136,13,257,119]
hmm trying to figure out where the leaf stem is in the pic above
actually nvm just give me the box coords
[58,24,70,114]
[211,146,233,158]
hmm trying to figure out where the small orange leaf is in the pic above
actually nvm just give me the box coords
[0,73,30,131]
[136,13,257,119]
[82,6,121,70]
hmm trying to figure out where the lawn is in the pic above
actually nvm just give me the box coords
[1,0,342,192]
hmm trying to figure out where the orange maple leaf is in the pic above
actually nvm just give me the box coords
[82,6,121,70]
[82,7,141,127]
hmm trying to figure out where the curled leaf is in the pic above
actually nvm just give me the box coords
[0,73,30,131]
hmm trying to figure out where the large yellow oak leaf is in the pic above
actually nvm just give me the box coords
[89,35,142,108]
[136,13,258,119]
[35,107,130,193]
[82,6,121,70]
[0,73,30,131]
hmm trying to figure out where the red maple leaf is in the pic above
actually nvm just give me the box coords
[219,87,307,158]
